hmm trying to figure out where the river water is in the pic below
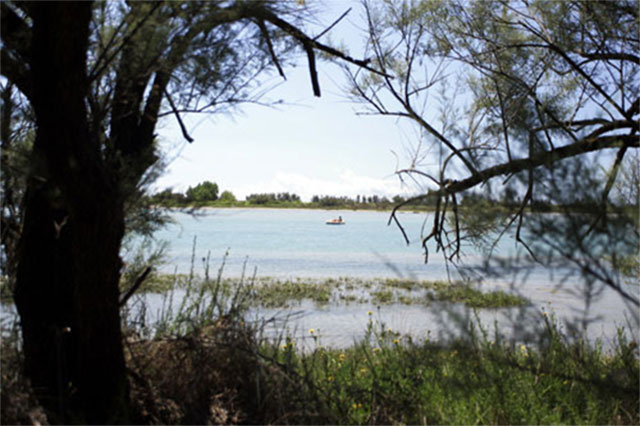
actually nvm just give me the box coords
[2,208,638,349]
[142,208,638,348]
[153,209,556,281]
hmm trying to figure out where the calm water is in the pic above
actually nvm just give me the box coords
[2,208,637,349]
[155,208,528,281]
[142,208,638,348]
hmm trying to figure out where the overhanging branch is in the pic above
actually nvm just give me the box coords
[440,134,639,197]
[255,8,390,81]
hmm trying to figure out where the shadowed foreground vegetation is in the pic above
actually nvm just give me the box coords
[2,269,638,425]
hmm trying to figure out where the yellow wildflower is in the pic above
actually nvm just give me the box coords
[367,310,373,316]
[392,338,400,345]
[309,328,315,335]
[338,353,346,362]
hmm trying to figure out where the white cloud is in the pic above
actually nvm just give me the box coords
[234,170,417,201]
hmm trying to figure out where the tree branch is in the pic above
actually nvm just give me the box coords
[1,2,31,61]
[0,48,32,100]
[313,7,351,41]
[256,8,390,80]
[88,2,163,83]
[303,42,321,97]
[119,266,152,307]
[256,19,286,79]
[163,89,194,143]
[577,51,640,65]
[441,134,638,197]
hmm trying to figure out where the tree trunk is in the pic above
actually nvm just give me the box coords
[13,3,130,423]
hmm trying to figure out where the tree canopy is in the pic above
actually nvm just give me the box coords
[186,181,219,202]
[0,1,382,422]
[344,0,638,305]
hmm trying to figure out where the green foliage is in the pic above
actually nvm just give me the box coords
[185,181,219,202]
[251,279,333,308]
[346,0,639,309]
[218,190,236,203]
[245,192,302,205]
[425,284,528,308]
[150,188,187,206]
[262,315,639,425]
[371,289,394,304]
[246,193,278,205]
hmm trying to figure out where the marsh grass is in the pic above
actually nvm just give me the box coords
[260,314,640,425]
[426,283,529,308]
[3,247,634,425]
[250,279,334,308]
[121,256,635,424]
[134,273,529,310]
[2,256,638,425]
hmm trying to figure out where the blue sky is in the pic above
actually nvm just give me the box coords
[154,1,433,201]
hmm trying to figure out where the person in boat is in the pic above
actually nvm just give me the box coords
[327,216,345,224]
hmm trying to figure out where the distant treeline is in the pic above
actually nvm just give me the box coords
[149,181,433,209]
[149,180,635,213]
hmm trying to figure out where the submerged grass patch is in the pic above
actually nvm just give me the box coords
[426,283,529,308]
[131,274,530,310]
[251,279,334,308]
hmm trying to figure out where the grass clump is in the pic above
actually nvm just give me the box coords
[251,279,334,308]
[371,289,394,304]
[426,283,529,308]
[135,273,193,293]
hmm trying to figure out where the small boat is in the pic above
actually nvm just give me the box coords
[326,217,345,225]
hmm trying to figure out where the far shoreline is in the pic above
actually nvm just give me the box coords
[151,203,436,213]
[150,202,577,215]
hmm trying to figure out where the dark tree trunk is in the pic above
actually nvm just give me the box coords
[0,83,21,288]
[13,3,130,423]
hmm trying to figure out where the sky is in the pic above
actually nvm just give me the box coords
[153,1,434,202]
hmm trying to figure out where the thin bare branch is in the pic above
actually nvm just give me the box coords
[163,88,194,143]
[313,7,351,41]
[257,19,286,79]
